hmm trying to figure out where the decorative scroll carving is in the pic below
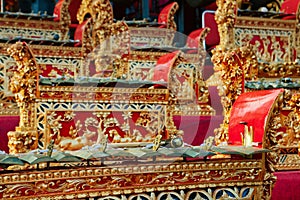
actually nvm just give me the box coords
[215,0,237,49]
[6,42,39,154]
[77,0,113,26]
[89,22,130,78]
[77,0,93,24]
[80,18,94,58]
[44,107,164,150]
[211,45,258,144]
[263,92,283,199]
[296,4,300,59]
[57,0,71,40]
[276,93,300,148]
[214,0,300,171]
[158,2,179,31]
[0,160,265,199]
[6,41,185,151]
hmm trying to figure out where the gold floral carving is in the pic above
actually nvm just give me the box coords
[212,45,258,144]
[77,0,93,24]
[34,89,170,149]
[163,2,179,31]
[86,1,130,78]
[257,62,300,78]
[6,42,39,153]
[126,50,214,116]
[92,21,130,55]
[296,4,300,58]
[80,18,94,58]
[212,1,251,139]
[58,0,71,40]
[0,160,264,199]
[78,0,114,26]
[89,20,130,78]
[215,0,237,49]
[45,110,160,151]
[213,1,277,196]
[276,93,300,148]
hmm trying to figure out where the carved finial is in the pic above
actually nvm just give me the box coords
[7,42,39,153]
[47,139,54,157]
[152,135,162,151]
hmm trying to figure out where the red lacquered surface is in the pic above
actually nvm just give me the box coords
[228,89,283,146]
[158,2,178,28]
[152,51,180,82]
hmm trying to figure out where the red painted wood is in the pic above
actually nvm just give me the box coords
[228,89,284,146]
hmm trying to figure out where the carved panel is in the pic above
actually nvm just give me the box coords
[129,27,176,47]
[0,160,266,199]
[36,101,166,150]
[234,27,295,63]
[0,55,83,116]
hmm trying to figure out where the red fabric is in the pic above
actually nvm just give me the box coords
[68,0,82,24]
[0,116,19,153]
[272,171,300,200]
[202,11,219,50]
[228,89,284,146]
[174,115,223,146]
[152,51,180,82]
